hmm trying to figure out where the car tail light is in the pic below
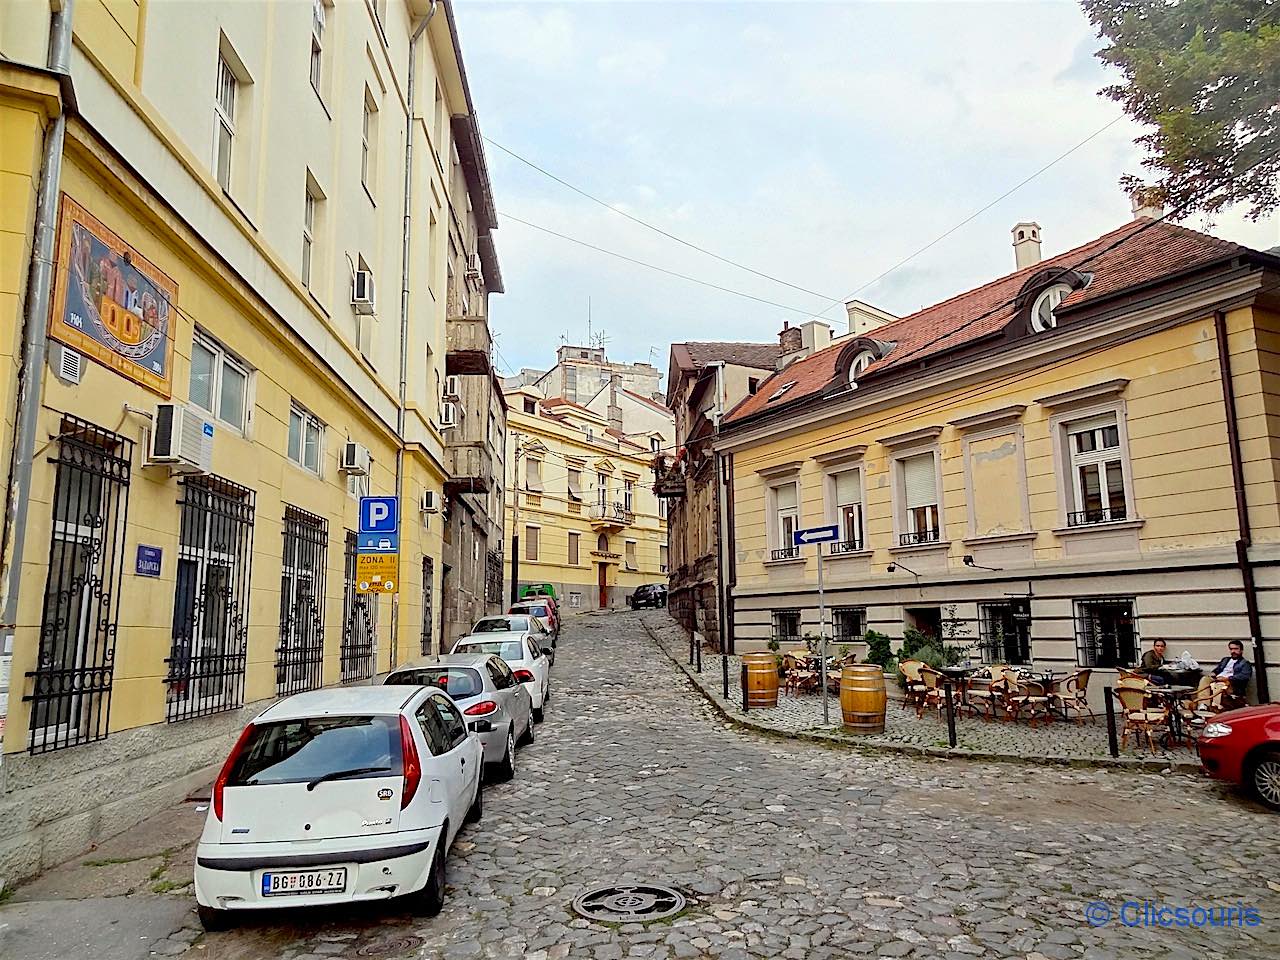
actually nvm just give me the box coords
[463,700,498,716]
[399,715,421,810]
[212,722,256,821]
[513,669,535,683]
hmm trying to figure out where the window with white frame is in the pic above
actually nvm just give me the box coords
[625,540,637,570]
[624,479,634,513]
[847,350,876,388]
[213,52,237,191]
[830,467,863,552]
[361,90,378,193]
[597,472,608,506]
[1066,414,1128,525]
[190,331,250,431]
[301,180,320,288]
[899,452,940,545]
[287,403,323,475]
[1031,283,1071,333]
[525,458,542,493]
[658,497,668,521]
[309,0,326,97]
[660,543,668,573]
[770,481,800,560]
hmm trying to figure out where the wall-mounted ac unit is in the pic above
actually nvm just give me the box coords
[340,441,370,476]
[420,490,439,514]
[441,401,458,428]
[148,403,214,474]
[352,269,376,315]
[444,375,461,399]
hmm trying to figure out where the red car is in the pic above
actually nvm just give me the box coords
[1197,703,1280,811]
[510,598,559,640]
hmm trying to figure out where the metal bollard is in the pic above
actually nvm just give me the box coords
[1103,686,1120,758]
[722,653,729,699]
[696,636,702,673]
[741,663,749,712]
[944,680,957,748]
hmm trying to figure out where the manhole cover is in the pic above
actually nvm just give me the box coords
[572,883,686,923]
[355,936,424,957]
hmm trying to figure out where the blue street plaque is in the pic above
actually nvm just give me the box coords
[793,524,840,547]
[359,496,399,534]
[136,544,163,577]
[357,532,399,553]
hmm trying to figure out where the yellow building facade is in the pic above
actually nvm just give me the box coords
[718,219,1280,707]
[504,387,672,610]
[0,0,501,883]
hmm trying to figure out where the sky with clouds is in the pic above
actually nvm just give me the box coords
[453,0,1280,382]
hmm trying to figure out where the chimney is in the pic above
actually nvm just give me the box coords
[778,321,803,354]
[1011,221,1042,269]
[607,373,623,432]
[799,319,832,354]
[1130,191,1164,220]
[844,300,897,336]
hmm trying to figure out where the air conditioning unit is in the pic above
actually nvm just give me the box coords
[352,269,376,315]
[444,375,461,399]
[440,401,458,428]
[340,441,370,476]
[465,254,482,280]
[148,402,214,474]
[420,490,439,514]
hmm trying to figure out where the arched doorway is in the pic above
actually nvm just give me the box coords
[597,534,610,608]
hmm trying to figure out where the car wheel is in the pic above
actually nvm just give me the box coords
[412,838,448,916]
[494,728,516,782]
[532,704,544,724]
[197,904,233,932]
[465,774,484,823]
[1247,748,1280,811]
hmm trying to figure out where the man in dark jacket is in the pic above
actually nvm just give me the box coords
[1211,640,1254,704]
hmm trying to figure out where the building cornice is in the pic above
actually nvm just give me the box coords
[948,404,1027,432]
[755,460,804,480]
[878,425,944,448]
[1035,378,1129,410]
[812,445,868,466]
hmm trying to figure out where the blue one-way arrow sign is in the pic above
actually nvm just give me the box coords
[793,524,840,546]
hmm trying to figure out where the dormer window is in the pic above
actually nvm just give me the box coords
[769,381,797,402]
[847,350,876,388]
[1031,283,1072,333]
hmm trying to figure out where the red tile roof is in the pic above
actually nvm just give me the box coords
[621,388,673,414]
[725,218,1248,426]
[677,341,781,371]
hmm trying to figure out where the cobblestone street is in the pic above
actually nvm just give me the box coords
[6,609,1279,960]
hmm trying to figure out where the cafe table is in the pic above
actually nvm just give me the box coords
[1145,684,1198,747]
[937,665,979,713]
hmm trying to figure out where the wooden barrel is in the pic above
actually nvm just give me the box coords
[742,652,779,708]
[840,665,887,734]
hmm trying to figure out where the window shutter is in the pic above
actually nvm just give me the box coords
[567,470,582,500]
[833,469,859,505]
[902,454,936,509]
[774,482,798,511]
[526,458,541,491]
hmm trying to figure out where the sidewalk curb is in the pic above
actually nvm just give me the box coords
[638,615,1203,776]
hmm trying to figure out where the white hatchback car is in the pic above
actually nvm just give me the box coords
[451,632,552,722]
[194,686,483,930]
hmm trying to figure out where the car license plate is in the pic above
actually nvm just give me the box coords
[261,868,347,897]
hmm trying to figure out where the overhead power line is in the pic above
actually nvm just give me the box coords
[497,211,821,316]
[485,136,842,303]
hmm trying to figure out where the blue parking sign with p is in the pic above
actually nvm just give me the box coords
[359,496,399,534]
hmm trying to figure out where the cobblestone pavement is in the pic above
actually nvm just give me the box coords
[186,608,1279,960]
[652,628,1191,767]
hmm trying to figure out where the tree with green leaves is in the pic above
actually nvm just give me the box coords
[1082,0,1279,220]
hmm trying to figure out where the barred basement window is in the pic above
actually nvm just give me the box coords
[421,556,434,655]
[832,607,866,642]
[27,417,133,753]
[277,506,328,694]
[341,531,377,682]
[166,476,255,722]
[772,609,801,646]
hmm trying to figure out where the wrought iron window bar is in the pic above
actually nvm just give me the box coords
[770,546,801,560]
[829,539,864,555]
[421,556,434,656]
[277,505,328,695]
[899,529,940,546]
[340,531,376,683]
[1067,506,1127,527]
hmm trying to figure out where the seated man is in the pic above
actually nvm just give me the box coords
[1138,639,1167,676]
[1211,640,1254,705]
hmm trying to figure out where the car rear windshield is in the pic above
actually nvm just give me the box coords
[523,605,549,617]
[474,617,525,632]
[384,667,483,699]
[227,715,403,787]
[456,640,525,661]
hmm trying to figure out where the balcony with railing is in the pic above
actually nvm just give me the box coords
[769,546,802,562]
[829,538,865,556]
[445,314,492,376]
[1067,505,1127,527]
[898,528,941,546]
[589,501,634,530]
[444,441,492,496]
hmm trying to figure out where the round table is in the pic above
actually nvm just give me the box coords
[1146,684,1198,746]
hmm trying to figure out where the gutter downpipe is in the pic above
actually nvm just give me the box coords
[0,0,76,752]
[392,2,437,671]
[1214,308,1270,702]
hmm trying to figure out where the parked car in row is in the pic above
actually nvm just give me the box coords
[472,613,556,663]
[451,631,552,722]
[194,686,483,930]
[1198,702,1280,811]
[510,597,559,641]
[384,653,534,782]
[628,583,668,609]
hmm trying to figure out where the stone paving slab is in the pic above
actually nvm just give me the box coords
[644,615,1200,772]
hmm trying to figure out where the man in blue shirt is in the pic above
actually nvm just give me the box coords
[1211,640,1254,705]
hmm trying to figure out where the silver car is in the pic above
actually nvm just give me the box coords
[383,653,534,782]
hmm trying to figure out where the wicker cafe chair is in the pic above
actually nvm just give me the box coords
[1116,666,1147,682]
[1179,680,1229,738]
[899,659,926,711]
[1052,669,1093,724]
[916,666,947,718]
[1006,679,1053,727]
[1113,685,1169,754]
[782,654,819,696]
[962,674,1000,721]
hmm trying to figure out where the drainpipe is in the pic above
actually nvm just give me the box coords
[391,1,437,671]
[0,0,76,751]
[1214,309,1270,702]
